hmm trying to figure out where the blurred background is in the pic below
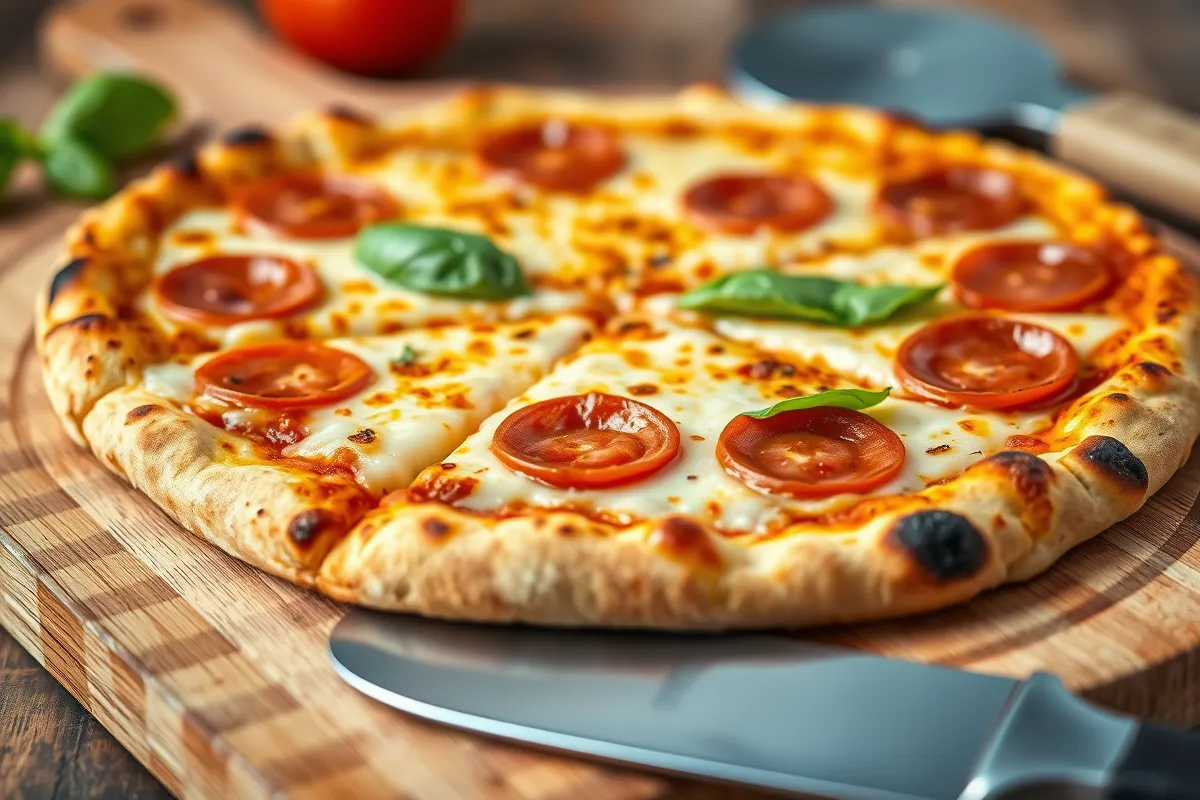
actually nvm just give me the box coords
[3,0,1200,110]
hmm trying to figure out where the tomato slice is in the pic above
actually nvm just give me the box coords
[716,407,905,498]
[876,167,1022,236]
[476,121,625,192]
[154,255,323,326]
[951,241,1112,312]
[490,393,680,488]
[196,341,374,409]
[233,172,398,239]
[895,315,1079,409]
[681,173,832,235]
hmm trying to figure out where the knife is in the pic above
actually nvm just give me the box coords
[329,611,1200,799]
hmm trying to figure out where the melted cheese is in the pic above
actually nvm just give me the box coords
[141,316,593,494]
[144,209,596,348]
[426,319,1056,532]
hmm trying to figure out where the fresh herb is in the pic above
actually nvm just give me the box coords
[41,137,115,199]
[742,387,891,420]
[355,223,532,301]
[40,73,176,160]
[677,269,943,326]
[0,72,176,203]
[392,344,419,366]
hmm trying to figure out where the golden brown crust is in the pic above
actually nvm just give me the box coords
[83,388,374,584]
[38,82,1200,629]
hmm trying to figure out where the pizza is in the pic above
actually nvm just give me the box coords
[37,84,1200,629]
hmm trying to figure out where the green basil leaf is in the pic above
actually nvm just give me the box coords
[355,223,532,301]
[41,73,176,161]
[0,118,27,198]
[742,387,891,420]
[676,269,942,326]
[392,344,419,366]
[42,138,116,200]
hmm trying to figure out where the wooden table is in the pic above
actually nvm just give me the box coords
[3,1,1200,797]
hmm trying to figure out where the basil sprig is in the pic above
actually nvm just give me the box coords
[0,72,176,203]
[677,269,942,326]
[743,387,890,420]
[355,223,532,301]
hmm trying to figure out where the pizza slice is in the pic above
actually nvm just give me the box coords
[82,315,593,583]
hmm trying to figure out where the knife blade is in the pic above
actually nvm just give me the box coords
[328,611,1200,799]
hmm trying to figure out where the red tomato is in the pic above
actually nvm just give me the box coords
[258,0,460,77]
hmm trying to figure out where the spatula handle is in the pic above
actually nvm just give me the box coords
[1055,92,1200,223]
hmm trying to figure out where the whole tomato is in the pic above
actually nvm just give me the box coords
[259,0,460,77]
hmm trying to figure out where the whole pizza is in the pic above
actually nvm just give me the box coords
[37,84,1200,629]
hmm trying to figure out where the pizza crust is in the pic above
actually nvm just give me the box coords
[35,82,1200,629]
[84,387,374,584]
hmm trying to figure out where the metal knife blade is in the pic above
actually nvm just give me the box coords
[330,611,1154,799]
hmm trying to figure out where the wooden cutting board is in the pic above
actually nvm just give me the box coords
[7,0,1200,797]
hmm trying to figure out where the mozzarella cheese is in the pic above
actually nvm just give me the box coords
[141,316,593,494]
[423,319,1066,533]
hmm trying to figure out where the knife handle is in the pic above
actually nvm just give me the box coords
[1110,722,1200,799]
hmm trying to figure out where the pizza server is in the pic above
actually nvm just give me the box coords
[330,611,1200,799]
[726,3,1200,227]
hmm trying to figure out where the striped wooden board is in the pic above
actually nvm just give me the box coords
[6,0,1200,797]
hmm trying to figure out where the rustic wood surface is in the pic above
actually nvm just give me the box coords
[5,0,1200,797]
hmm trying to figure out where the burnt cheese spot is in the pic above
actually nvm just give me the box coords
[347,429,376,445]
[47,258,88,307]
[650,516,722,570]
[421,517,454,542]
[167,152,202,179]
[738,359,797,380]
[888,511,987,582]
[627,383,659,396]
[124,404,161,424]
[324,104,373,125]
[287,509,333,548]
[1072,435,1149,493]
[926,444,951,455]
[222,125,273,146]
[409,474,478,503]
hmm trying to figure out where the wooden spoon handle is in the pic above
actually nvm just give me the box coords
[1055,92,1200,223]
[39,0,458,125]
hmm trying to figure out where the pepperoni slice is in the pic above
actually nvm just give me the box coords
[490,393,680,488]
[716,407,905,498]
[895,315,1078,409]
[196,341,373,409]
[877,167,1022,236]
[154,255,322,326]
[682,173,832,235]
[476,121,625,192]
[233,173,398,239]
[951,241,1112,312]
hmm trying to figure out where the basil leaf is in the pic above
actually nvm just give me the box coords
[41,138,115,200]
[677,269,942,326]
[0,119,27,198]
[41,73,176,161]
[355,223,532,301]
[742,387,891,420]
[392,344,419,366]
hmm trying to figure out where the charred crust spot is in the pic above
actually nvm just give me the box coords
[288,509,333,548]
[1072,435,1148,493]
[347,428,376,444]
[1135,361,1171,380]
[1104,392,1132,403]
[421,517,454,542]
[325,104,373,125]
[48,313,112,337]
[982,450,1054,507]
[222,125,273,146]
[556,523,576,537]
[124,404,160,424]
[650,516,722,570]
[47,258,87,307]
[887,511,987,582]
[167,152,202,179]
[627,383,659,396]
